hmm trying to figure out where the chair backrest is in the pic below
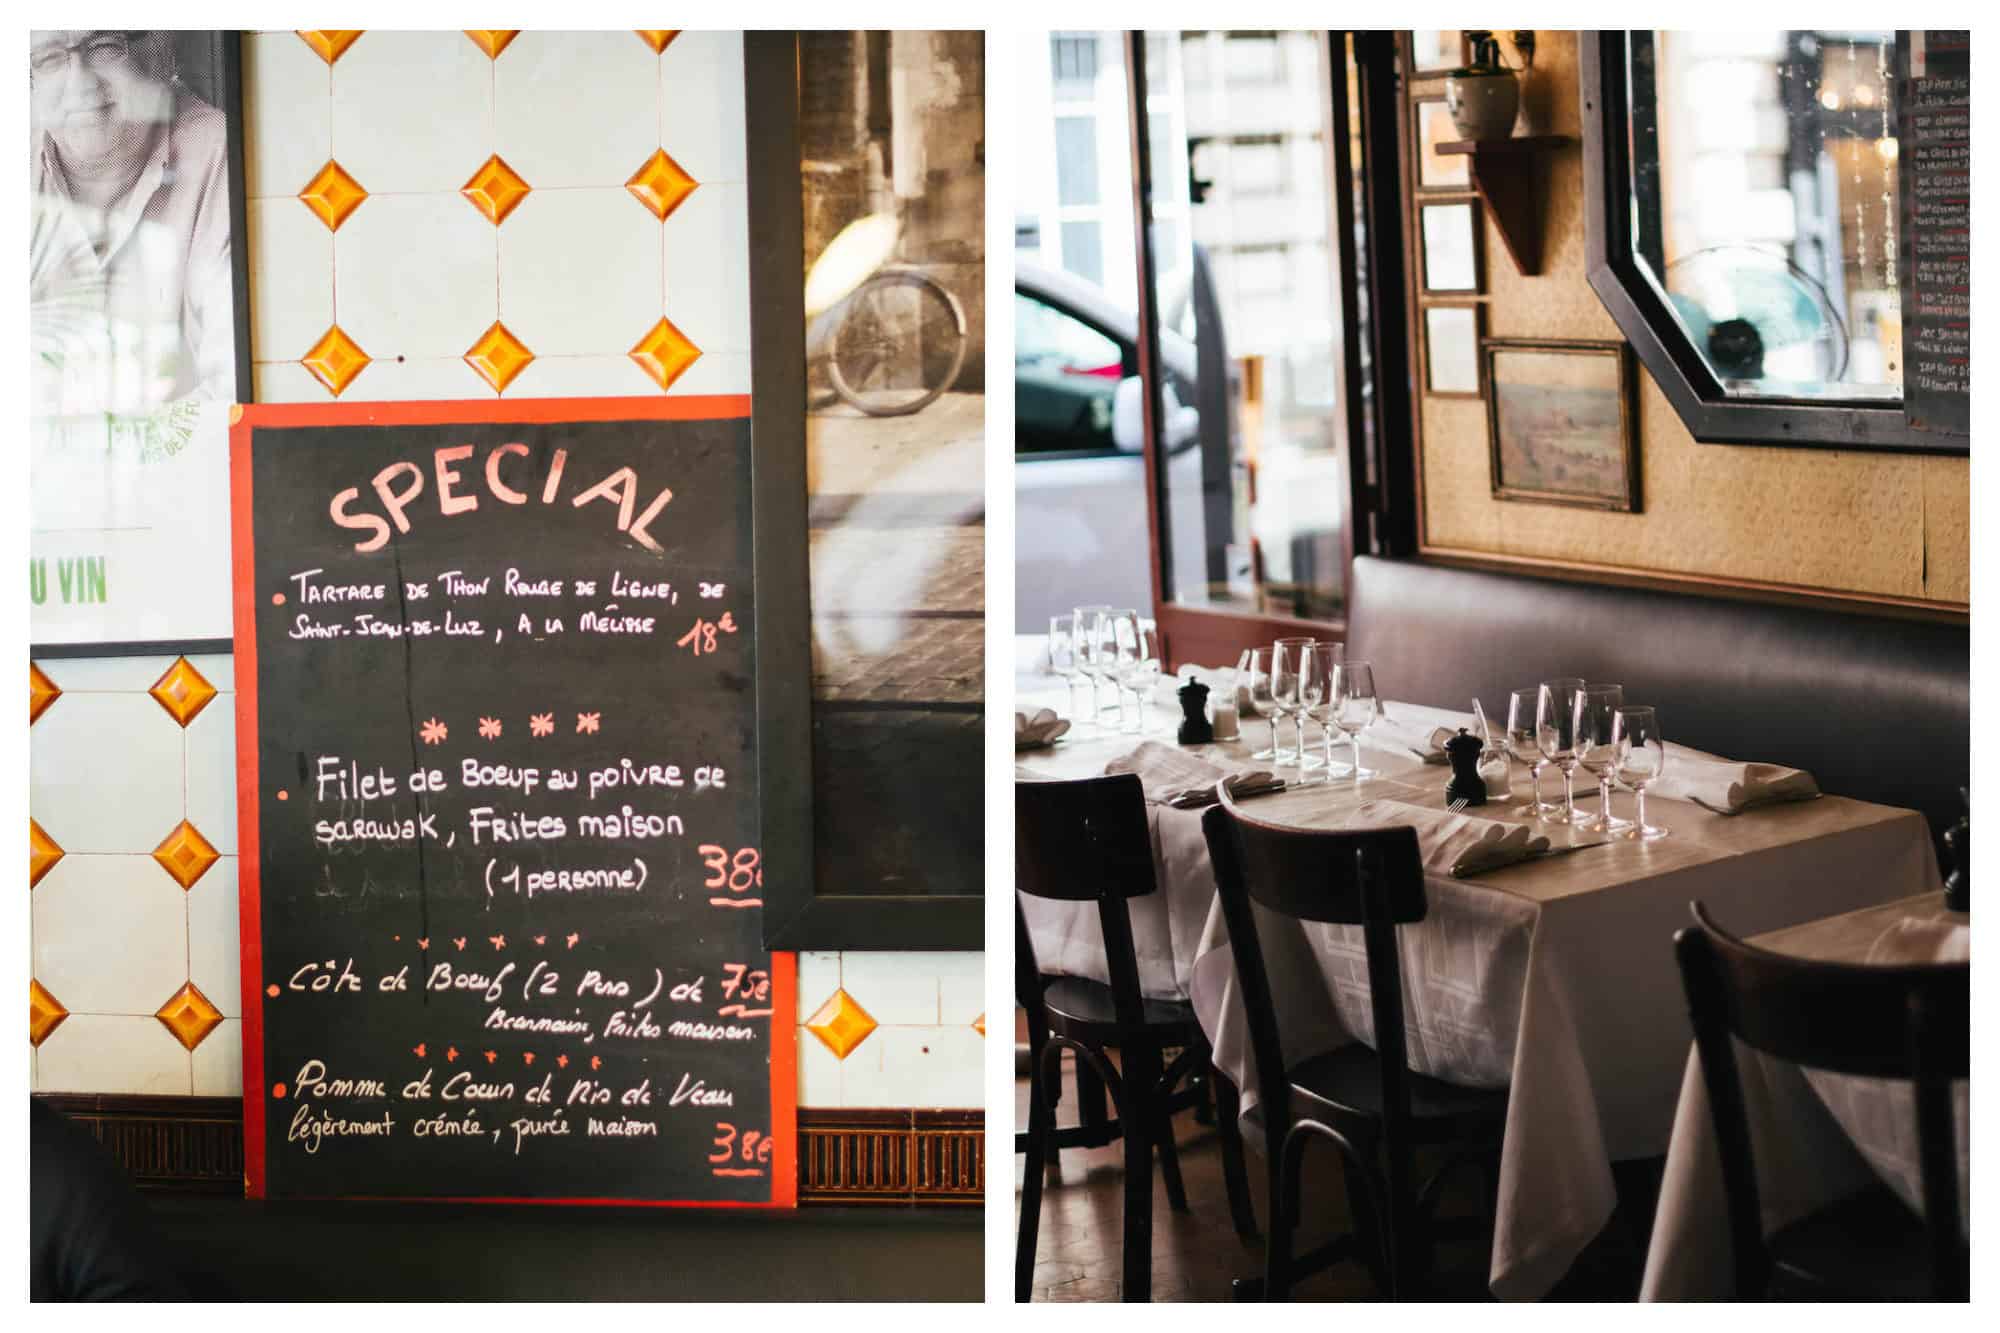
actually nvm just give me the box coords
[1674,900,1969,1300]
[1201,803,1427,1172]
[1015,773,1159,1032]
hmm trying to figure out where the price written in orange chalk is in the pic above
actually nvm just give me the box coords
[717,962,771,1018]
[675,611,737,656]
[709,1121,773,1177]
[699,844,762,909]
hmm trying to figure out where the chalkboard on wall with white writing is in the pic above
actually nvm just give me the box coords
[229,398,796,1206]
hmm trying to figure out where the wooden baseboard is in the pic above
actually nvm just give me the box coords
[33,1095,983,1207]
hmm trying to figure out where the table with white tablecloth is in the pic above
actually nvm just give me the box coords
[1015,677,1942,1300]
[1639,892,1969,1301]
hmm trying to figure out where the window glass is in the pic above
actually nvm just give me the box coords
[1016,292,1124,457]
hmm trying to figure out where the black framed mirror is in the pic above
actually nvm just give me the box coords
[1581,30,1963,455]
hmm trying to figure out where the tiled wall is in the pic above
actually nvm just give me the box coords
[29,30,983,1111]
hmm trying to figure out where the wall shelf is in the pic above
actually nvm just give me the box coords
[1435,135,1575,275]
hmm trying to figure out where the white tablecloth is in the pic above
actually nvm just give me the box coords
[1640,893,1969,1301]
[1015,677,1942,1300]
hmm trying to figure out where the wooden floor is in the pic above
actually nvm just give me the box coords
[1014,1053,1654,1302]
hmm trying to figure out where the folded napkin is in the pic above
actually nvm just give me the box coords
[1105,740,1244,803]
[1649,744,1819,814]
[1165,770,1284,810]
[1350,799,1551,878]
[1369,708,1457,764]
[1014,708,1071,751]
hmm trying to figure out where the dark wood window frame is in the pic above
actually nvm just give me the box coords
[1123,31,1412,669]
[1580,31,1962,457]
[750,32,981,952]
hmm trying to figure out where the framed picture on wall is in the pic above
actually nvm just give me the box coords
[1405,30,1466,78]
[1485,338,1641,512]
[1423,304,1484,397]
[1412,94,1471,191]
[1419,198,1483,295]
[29,30,251,655]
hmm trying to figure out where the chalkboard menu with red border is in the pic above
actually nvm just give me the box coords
[1898,30,1971,438]
[230,397,796,1206]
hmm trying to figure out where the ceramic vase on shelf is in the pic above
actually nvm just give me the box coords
[1446,30,1519,141]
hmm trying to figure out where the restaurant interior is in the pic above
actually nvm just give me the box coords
[1013,28,1970,1302]
[27,29,982,1301]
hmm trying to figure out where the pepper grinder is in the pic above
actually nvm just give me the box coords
[1177,676,1214,746]
[1443,728,1488,808]
[1944,787,1968,913]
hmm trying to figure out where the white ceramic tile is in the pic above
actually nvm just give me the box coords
[335,193,498,361]
[495,31,660,189]
[28,654,176,693]
[838,953,941,1026]
[255,360,333,402]
[797,951,842,1022]
[842,1025,984,1108]
[499,188,663,357]
[664,352,752,397]
[244,31,331,198]
[186,653,235,691]
[329,30,492,195]
[797,1025,843,1108]
[33,855,189,1015]
[663,183,751,354]
[30,693,186,853]
[35,1014,192,1095]
[340,356,497,403]
[659,30,748,183]
[502,356,663,399]
[184,701,237,855]
[187,857,241,1019]
[192,1018,244,1096]
[937,951,986,1027]
[248,197,335,364]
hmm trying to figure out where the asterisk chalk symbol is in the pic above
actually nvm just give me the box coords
[490,934,506,950]
[483,1050,498,1064]
[530,712,555,737]
[576,711,601,734]
[478,716,502,740]
[566,932,580,948]
[419,717,448,745]
[557,1054,569,1069]
[446,1046,459,1062]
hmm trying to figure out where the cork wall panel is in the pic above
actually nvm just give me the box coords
[1413,30,1968,609]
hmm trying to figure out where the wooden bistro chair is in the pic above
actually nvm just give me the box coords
[1201,803,1508,1300]
[1675,901,1969,1300]
[1015,773,1255,1302]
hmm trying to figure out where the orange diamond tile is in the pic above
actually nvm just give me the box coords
[156,982,224,1052]
[30,980,68,1048]
[635,30,681,55]
[297,30,363,64]
[465,322,534,393]
[29,663,59,725]
[149,656,219,728]
[298,159,368,232]
[973,1013,986,1037]
[29,820,62,889]
[626,147,698,221]
[464,30,519,59]
[153,820,220,891]
[462,154,532,226]
[301,325,371,397]
[804,988,878,1061]
[630,317,702,392]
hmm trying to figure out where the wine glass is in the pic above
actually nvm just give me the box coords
[1246,647,1279,760]
[1331,660,1379,782]
[1506,687,1553,817]
[1613,705,1669,840]
[1573,684,1632,834]
[1104,608,1140,731]
[1535,677,1589,824]
[1047,615,1082,721]
[1122,616,1162,733]
[1305,643,1347,780]
[1272,637,1318,770]
[1071,604,1113,729]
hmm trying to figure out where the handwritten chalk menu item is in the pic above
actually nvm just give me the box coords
[230,399,795,1206]
[1898,30,1971,438]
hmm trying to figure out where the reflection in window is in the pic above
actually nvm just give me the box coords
[1637,30,1902,399]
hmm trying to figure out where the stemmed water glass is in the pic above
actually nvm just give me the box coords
[1273,637,1318,770]
[1071,604,1113,730]
[1331,660,1379,782]
[1573,684,1632,834]
[1613,705,1670,840]
[1047,615,1083,722]
[1246,647,1280,760]
[1305,643,1347,780]
[1506,687,1553,817]
[1535,677,1589,824]
[1104,608,1141,731]
[1122,617,1162,733]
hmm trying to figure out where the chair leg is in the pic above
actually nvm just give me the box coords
[1266,1129,1310,1301]
[1120,1085,1155,1301]
[1339,1150,1394,1298]
[1155,1091,1189,1214]
[1075,1051,1110,1136]
[1016,1044,1055,1302]
[1210,1067,1259,1237]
